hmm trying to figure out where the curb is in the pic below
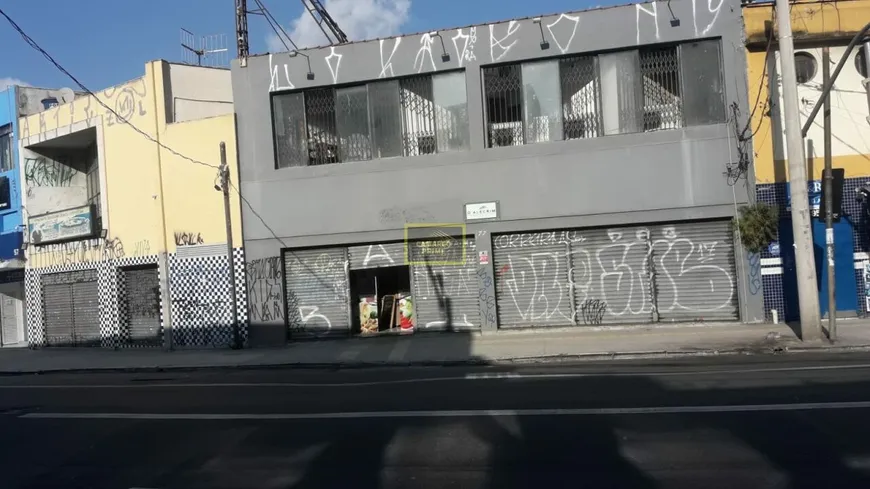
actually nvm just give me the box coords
[2,342,869,376]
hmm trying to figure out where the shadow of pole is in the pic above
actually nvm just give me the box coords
[425,261,453,332]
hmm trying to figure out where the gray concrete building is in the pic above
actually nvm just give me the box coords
[231,0,763,346]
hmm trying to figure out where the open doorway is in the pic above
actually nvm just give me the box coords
[349,265,414,335]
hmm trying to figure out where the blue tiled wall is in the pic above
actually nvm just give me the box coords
[757,178,870,321]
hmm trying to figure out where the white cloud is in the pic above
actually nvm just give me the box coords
[268,0,411,52]
[0,78,30,91]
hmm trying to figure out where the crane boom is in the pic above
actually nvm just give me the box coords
[301,0,348,45]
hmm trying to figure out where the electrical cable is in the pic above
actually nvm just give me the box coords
[0,8,221,172]
[0,6,292,249]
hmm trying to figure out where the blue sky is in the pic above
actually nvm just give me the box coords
[0,0,620,91]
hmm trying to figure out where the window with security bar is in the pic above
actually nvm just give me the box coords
[0,125,12,172]
[483,40,725,147]
[271,71,470,168]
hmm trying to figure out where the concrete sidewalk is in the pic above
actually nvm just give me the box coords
[1,321,869,374]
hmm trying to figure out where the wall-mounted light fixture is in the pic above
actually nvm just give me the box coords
[287,50,316,80]
[430,31,451,62]
[532,18,550,50]
[667,0,680,26]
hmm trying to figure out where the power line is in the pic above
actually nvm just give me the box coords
[229,182,290,248]
[0,8,220,173]
[0,6,291,249]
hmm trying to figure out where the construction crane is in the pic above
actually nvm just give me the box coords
[301,0,349,45]
[235,0,346,67]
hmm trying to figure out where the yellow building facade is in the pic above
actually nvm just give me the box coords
[745,0,870,183]
[745,0,870,320]
[19,61,246,348]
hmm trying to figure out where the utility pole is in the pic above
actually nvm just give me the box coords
[863,43,870,124]
[776,0,822,340]
[823,47,836,341]
[236,0,249,67]
[219,142,241,349]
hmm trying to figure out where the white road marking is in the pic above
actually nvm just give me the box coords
[2,363,870,389]
[18,401,870,421]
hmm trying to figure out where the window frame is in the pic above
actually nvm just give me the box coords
[270,70,470,169]
[482,39,727,147]
[0,124,13,173]
[678,39,727,127]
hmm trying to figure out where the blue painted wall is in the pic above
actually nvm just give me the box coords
[0,87,24,260]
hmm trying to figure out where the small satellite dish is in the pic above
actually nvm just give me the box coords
[57,87,75,103]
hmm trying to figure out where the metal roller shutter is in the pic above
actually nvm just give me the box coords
[123,266,161,345]
[43,283,74,346]
[412,238,480,330]
[284,247,350,338]
[571,227,655,325]
[347,242,406,270]
[652,220,738,321]
[72,281,100,346]
[493,238,575,328]
[1,295,20,345]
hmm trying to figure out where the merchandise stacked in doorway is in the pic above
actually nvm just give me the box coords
[283,236,479,339]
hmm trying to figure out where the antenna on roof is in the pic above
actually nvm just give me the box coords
[301,0,349,45]
[180,28,230,67]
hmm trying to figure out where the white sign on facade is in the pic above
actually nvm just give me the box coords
[28,205,95,245]
[465,201,498,221]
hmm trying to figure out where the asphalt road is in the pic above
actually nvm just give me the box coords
[3,352,870,489]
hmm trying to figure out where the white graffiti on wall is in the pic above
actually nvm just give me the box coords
[285,252,348,333]
[692,0,723,37]
[379,37,402,78]
[269,54,295,92]
[325,47,343,84]
[413,266,477,329]
[363,244,396,267]
[424,315,475,329]
[501,251,576,324]
[413,266,475,299]
[635,2,660,44]
[452,27,478,67]
[546,13,580,54]
[298,305,332,330]
[489,20,521,62]
[264,4,725,92]
[493,230,586,249]
[414,33,438,73]
[495,227,735,325]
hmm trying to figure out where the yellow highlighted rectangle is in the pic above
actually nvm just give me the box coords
[404,223,467,266]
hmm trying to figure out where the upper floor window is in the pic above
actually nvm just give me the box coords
[0,125,12,172]
[272,71,470,168]
[483,39,726,147]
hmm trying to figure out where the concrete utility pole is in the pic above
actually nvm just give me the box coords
[863,43,870,124]
[776,0,822,340]
[219,142,241,349]
[236,0,249,67]
[823,47,836,341]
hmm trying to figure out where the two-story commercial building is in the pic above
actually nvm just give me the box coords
[745,0,870,322]
[232,0,763,345]
[0,85,76,347]
[19,61,246,349]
